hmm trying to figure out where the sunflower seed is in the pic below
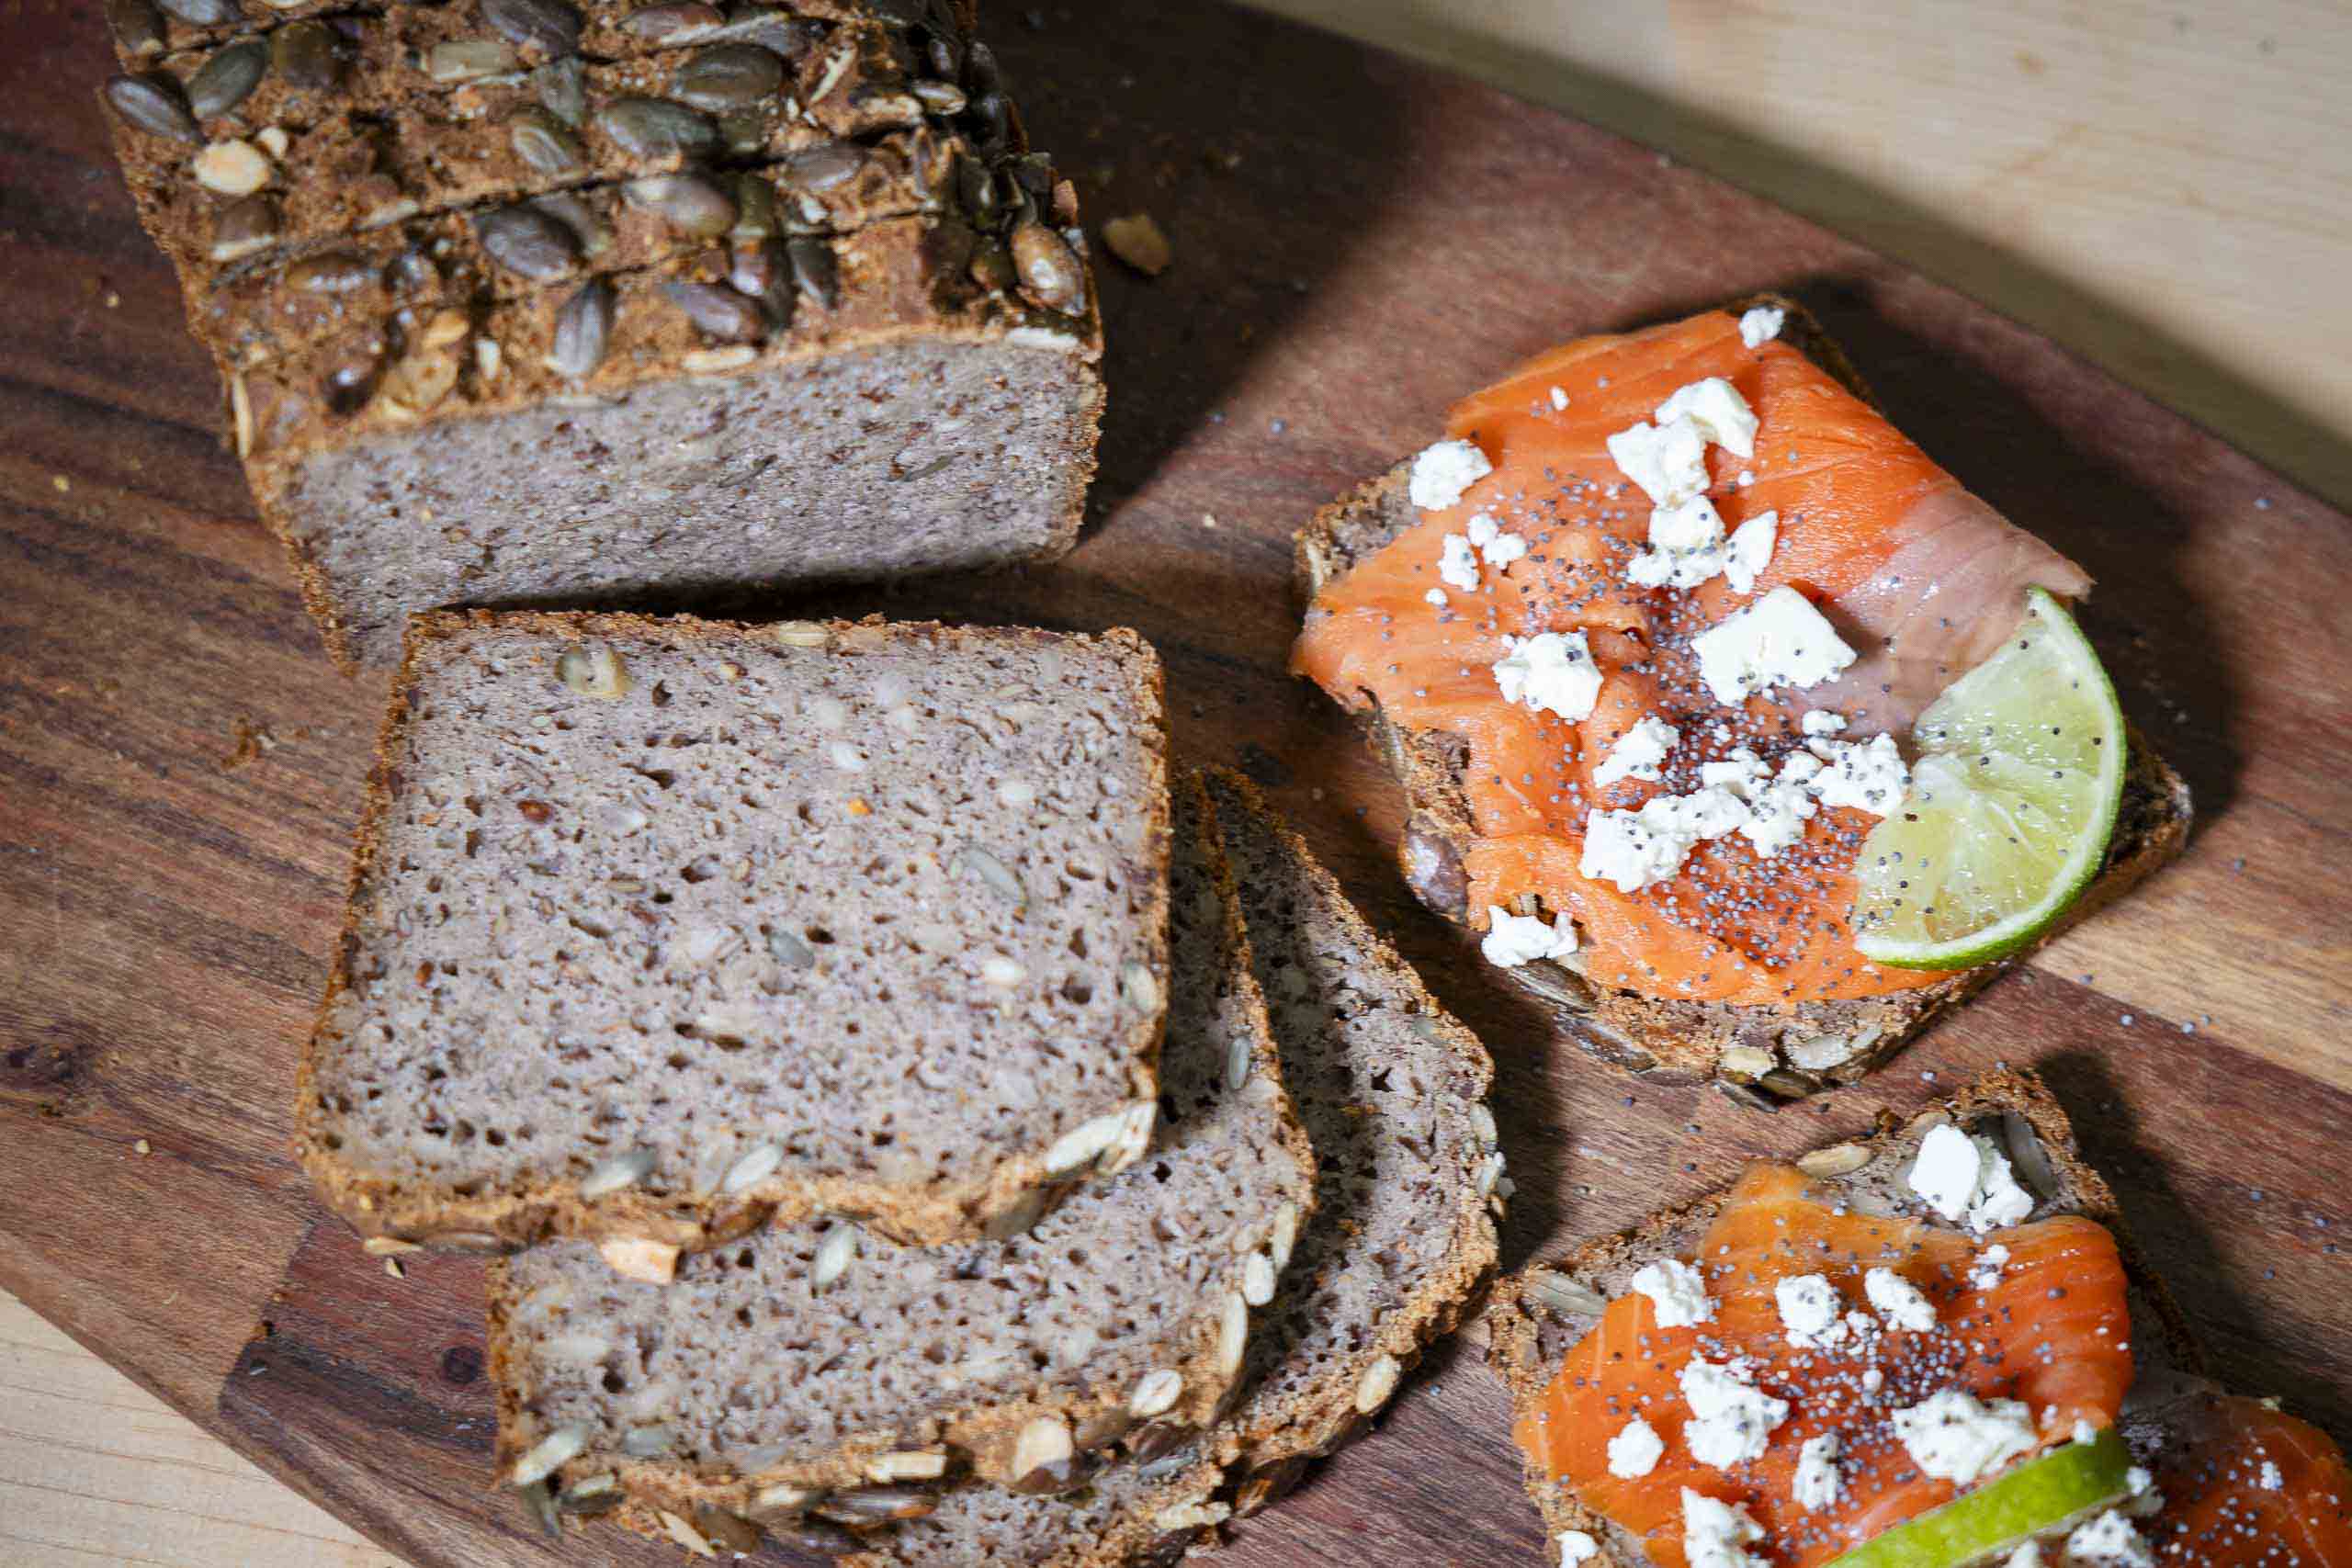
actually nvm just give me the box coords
[547,277,615,378]
[968,88,1012,153]
[426,38,518,82]
[730,174,777,238]
[526,190,610,257]
[812,1487,937,1525]
[1353,1352,1402,1414]
[750,1482,823,1516]
[1006,1416,1073,1494]
[684,344,758,374]
[785,236,839,309]
[963,38,1001,92]
[597,96,715,159]
[623,3,724,42]
[1128,1369,1183,1418]
[663,279,763,341]
[1011,221,1085,312]
[657,1509,715,1559]
[1718,1044,1776,1081]
[724,237,786,310]
[475,203,580,282]
[284,250,370,294]
[157,0,235,24]
[107,0,167,60]
[628,173,737,237]
[720,1142,782,1193]
[910,77,967,115]
[673,41,784,110]
[270,20,341,91]
[194,138,272,197]
[1120,962,1159,1015]
[1270,1201,1301,1270]
[228,372,254,455]
[208,194,278,262]
[968,237,1015,291]
[187,39,267,118]
[1241,1250,1276,1305]
[811,1223,856,1292]
[694,1507,763,1554]
[784,141,865,193]
[620,1424,674,1457]
[555,1473,621,1516]
[105,75,200,144]
[507,107,584,176]
[1103,1100,1154,1172]
[511,1424,591,1486]
[578,1146,657,1197]
[866,1449,947,1483]
[950,844,1025,909]
[1043,1108,1124,1175]
[557,643,631,697]
[484,0,582,57]
[1216,1292,1249,1375]
[773,621,829,648]
[529,54,587,127]
[1528,1269,1610,1318]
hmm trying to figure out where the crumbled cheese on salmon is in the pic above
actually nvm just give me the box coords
[1810,732,1910,815]
[1409,438,1492,511]
[1628,495,1733,588]
[1593,716,1679,788]
[1690,587,1858,705]
[1793,1432,1842,1511]
[1864,1268,1939,1332]
[1549,386,1570,411]
[2003,1545,2044,1568]
[1801,708,1849,737]
[1424,588,1448,607]
[1970,1243,2011,1292]
[1891,1389,2037,1484]
[1774,1274,1849,1348]
[1723,511,1778,595]
[2066,1510,2154,1565]
[1580,787,1747,893]
[1494,631,1603,720]
[1438,534,1481,592]
[1607,417,1712,507]
[1630,1258,1715,1327]
[1482,906,1579,967]
[1740,305,1786,348]
[1681,1359,1791,1468]
[1908,1125,2036,1232]
[1656,378,1759,460]
[1681,1487,1768,1568]
[2260,1459,2286,1490]
[1608,1416,1666,1479]
[1556,1531,1600,1566]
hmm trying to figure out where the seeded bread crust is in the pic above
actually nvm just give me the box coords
[297,608,1170,1254]
[509,770,1313,1540]
[1291,296,2192,1095]
[1482,1067,2208,1566]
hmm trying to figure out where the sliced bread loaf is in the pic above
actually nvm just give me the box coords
[1482,1068,2205,1567]
[485,771,1316,1522]
[297,610,1170,1254]
[625,773,1498,1566]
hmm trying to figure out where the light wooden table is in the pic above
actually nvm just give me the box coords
[11,3,2348,1564]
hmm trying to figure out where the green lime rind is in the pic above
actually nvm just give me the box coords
[1852,587,2126,971]
[1823,1428,2132,1568]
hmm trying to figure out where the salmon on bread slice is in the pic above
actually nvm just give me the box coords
[1292,298,2191,1095]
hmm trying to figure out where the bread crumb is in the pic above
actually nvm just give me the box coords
[1102,213,1172,276]
[133,1138,151,1156]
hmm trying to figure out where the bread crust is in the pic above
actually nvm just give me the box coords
[1482,1066,2208,1565]
[1291,295,2192,1093]
[296,608,1169,1254]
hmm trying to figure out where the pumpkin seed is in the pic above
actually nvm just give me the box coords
[157,0,236,25]
[1011,221,1085,311]
[968,88,1012,152]
[533,55,587,127]
[662,279,763,341]
[1528,1269,1610,1318]
[963,39,1001,93]
[910,77,967,115]
[1795,1142,1874,1179]
[187,39,267,119]
[968,236,1015,291]
[627,173,737,238]
[786,236,839,309]
[784,141,865,193]
[657,1510,715,1559]
[621,3,724,43]
[714,10,821,61]
[529,190,612,257]
[810,1223,856,1292]
[730,174,777,238]
[508,107,583,176]
[476,203,580,282]
[483,0,582,57]
[106,0,168,60]
[596,96,716,160]
[426,39,518,83]
[673,42,783,110]
[750,1482,822,1517]
[207,194,278,262]
[104,74,200,144]
[271,20,341,92]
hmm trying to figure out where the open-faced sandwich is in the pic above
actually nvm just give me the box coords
[1485,1070,2352,1565]
[1292,300,2191,1096]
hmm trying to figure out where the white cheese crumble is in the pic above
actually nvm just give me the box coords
[1810,732,1911,815]
[1774,1274,1849,1349]
[1486,533,1529,570]
[1628,495,1732,589]
[1494,631,1604,721]
[1681,1359,1791,1469]
[1630,1258,1716,1328]
[1801,708,1849,738]
[1656,378,1759,460]
[1700,748,1816,858]
[2260,1459,2285,1490]
[1740,305,1786,348]
[1722,511,1777,595]
[2003,1545,2044,1568]
[1556,1531,1600,1567]
[1907,1124,2036,1232]
[1481,906,1579,967]
[1439,533,1481,592]
[2066,1510,2154,1565]
[1970,1243,2012,1292]
[1549,386,1570,412]
[1607,417,1712,507]
[1578,787,1747,892]
[1681,1487,1768,1568]
[1863,1268,1939,1333]
[1593,716,1679,788]
[1690,586,1857,706]
[1424,587,1449,607]
[1736,468,1756,488]
[1793,1432,1842,1511]
[1409,438,1492,512]
[1891,1390,2037,1485]
[2127,1465,2154,1496]
[1608,1416,1666,1479]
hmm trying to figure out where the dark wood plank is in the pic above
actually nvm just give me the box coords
[2,0,2347,1563]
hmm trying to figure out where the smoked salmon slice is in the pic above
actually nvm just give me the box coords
[2142,1393,2352,1564]
[1513,1162,2133,1566]
[1293,308,2089,1006]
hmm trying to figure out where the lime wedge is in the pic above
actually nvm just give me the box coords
[1825,1428,2132,1568]
[1851,588,2125,970]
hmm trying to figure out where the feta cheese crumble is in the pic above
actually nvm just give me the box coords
[1863,1268,1939,1333]
[2066,1510,2154,1565]
[1549,386,1570,412]
[1907,1124,2036,1232]
[1722,511,1778,595]
[1578,786,1747,893]
[1627,495,1733,588]
[1740,305,1786,348]
[1970,1243,2011,1292]
[1774,1274,1849,1348]
[1801,708,1849,738]
[1494,630,1604,721]
[1681,1487,1768,1568]
[1607,417,1713,507]
[1482,906,1579,967]
[1810,732,1910,815]
[2260,1459,2285,1490]
[1631,1258,1715,1327]
[1891,1390,2037,1485]
[1690,586,1858,706]
[1593,715,1679,788]
[1656,378,1759,460]
[1681,1359,1792,1469]
[1408,438,1492,512]
[1424,588,1449,607]
[1608,1416,1666,1479]
[1792,1432,1842,1511]
[1439,533,1481,592]
[2003,1545,2045,1568]
[1557,1531,1600,1567]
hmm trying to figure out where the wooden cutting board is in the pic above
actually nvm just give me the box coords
[4,0,2348,1563]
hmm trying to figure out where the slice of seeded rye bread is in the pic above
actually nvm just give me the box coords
[1291,296,2193,1097]
[297,609,1171,1254]
[487,771,1317,1520]
[1482,1067,2208,1566]
[646,771,1501,1568]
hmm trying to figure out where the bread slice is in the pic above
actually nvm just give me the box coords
[297,610,1170,1254]
[487,771,1315,1521]
[1483,1067,2205,1565]
[1292,297,2193,1096]
[627,771,1500,1566]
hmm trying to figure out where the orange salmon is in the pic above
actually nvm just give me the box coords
[2143,1393,2352,1564]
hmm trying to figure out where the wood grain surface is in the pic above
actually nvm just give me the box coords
[3,0,2349,1565]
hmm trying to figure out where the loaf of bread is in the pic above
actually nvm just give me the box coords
[297,610,1170,1253]
[486,771,1315,1527]
[101,0,1102,669]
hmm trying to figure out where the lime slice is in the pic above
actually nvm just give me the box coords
[1826,1428,2132,1568]
[1851,588,2125,970]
